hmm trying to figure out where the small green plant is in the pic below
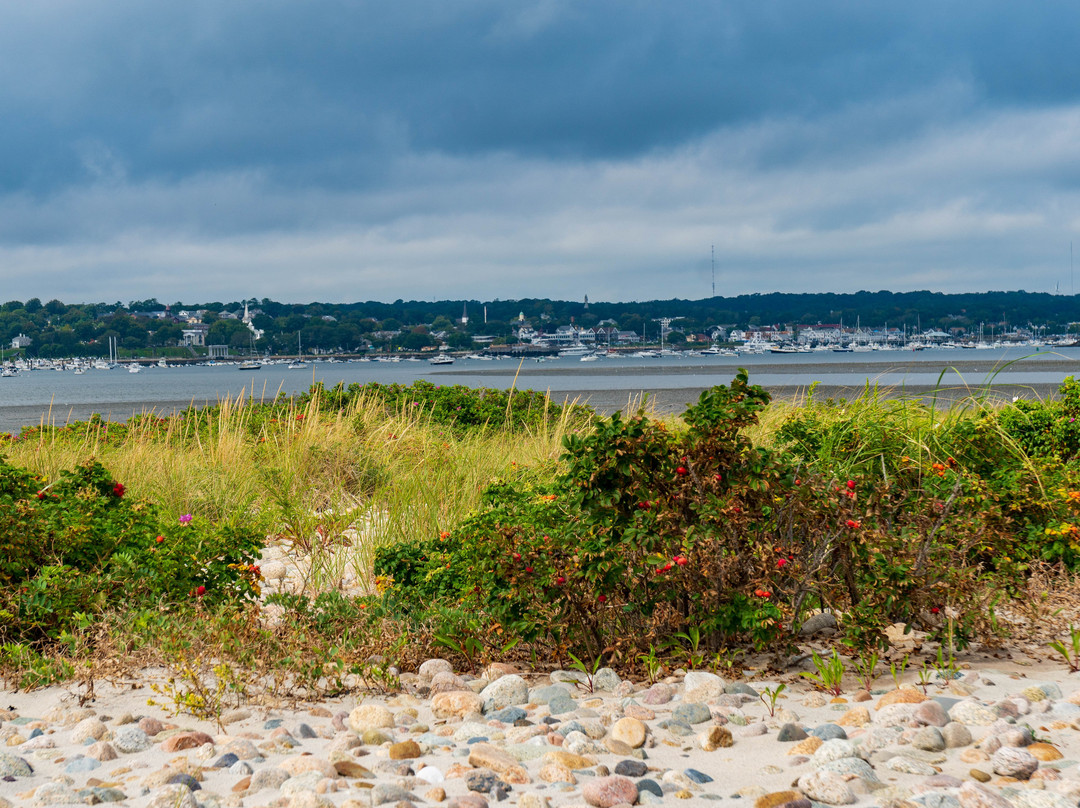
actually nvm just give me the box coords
[800,649,845,696]
[889,655,909,689]
[566,652,603,693]
[933,645,959,683]
[637,644,664,684]
[1049,625,1080,672]
[852,650,879,692]
[666,626,706,669]
[915,662,933,695]
[759,683,787,717]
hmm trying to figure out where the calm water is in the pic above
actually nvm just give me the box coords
[2,347,1078,433]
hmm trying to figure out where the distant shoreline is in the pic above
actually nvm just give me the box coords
[4,381,1061,434]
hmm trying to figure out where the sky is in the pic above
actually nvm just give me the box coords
[2,1,1080,304]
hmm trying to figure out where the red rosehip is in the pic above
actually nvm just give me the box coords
[930,606,940,614]
[846,519,860,529]
[524,566,534,573]
[155,535,164,544]
[638,501,651,510]
[777,558,788,568]
[555,576,566,585]
[597,594,607,603]
[512,552,522,561]
[113,482,125,497]
[36,491,45,500]
[846,479,856,490]
[675,556,688,566]
[676,466,688,476]
[194,585,206,597]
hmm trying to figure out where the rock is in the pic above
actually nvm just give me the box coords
[797,770,855,805]
[543,749,595,770]
[755,791,804,808]
[220,708,251,724]
[875,703,918,727]
[70,717,108,743]
[389,740,421,759]
[113,726,152,753]
[914,700,949,727]
[641,683,674,705]
[465,768,502,794]
[882,755,937,775]
[949,701,998,726]
[582,775,639,808]
[32,782,82,804]
[836,707,870,727]
[614,759,648,777]
[334,761,375,778]
[957,781,1012,808]
[819,757,880,785]
[777,723,808,742]
[671,703,712,725]
[468,742,531,784]
[802,692,828,708]
[799,613,838,636]
[538,762,576,784]
[161,731,215,752]
[419,659,454,678]
[1027,742,1063,761]
[812,739,856,764]
[969,768,990,782]
[941,722,973,748]
[808,723,847,741]
[280,756,337,778]
[592,668,622,691]
[610,717,647,748]
[699,725,733,751]
[877,688,927,708]
[481,675,529,712]
[372,783,414,805]
[426,786,447,802]
[87,741,118,761]
[787,736,822,756]
[430,671,470,694]
[991,746,1038,779]
[683,671,725,703]
[912,726,946,751]
[738,722,768,737]
[449,796,489,808]
[348,704,394,731]
[432,690,485,719]
[146,785,198,808]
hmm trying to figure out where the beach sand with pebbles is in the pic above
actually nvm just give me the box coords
[5,626,1080,808]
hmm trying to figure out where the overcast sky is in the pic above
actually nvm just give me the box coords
[3,1,1079,304]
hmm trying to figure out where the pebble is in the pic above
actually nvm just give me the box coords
[990,745,1039,779]
[610,717,647,748]
[797,770,855,805]
[582,774,638,807]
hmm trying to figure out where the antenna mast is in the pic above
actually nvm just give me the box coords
[711,245,715,298]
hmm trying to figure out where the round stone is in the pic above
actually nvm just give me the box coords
[991,746,1039,779]
[348,704,394,731]
[112,727,151,753]
[610,717,647,748]
[683,671,725,703]
[582,775,640,808]
[797,770,855,805]
[480,674,529,712]
[699,725,733,751]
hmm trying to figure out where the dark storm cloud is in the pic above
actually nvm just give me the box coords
[1,1,1080,301]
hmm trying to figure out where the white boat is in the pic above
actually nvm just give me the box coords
[1,367,15,378]
[558,345,592,357]
[580,354,599,362]
[157,358,168,368]
[238,361,262,370]
[128,364,142,373]
[429,354,454,365]
[287,332,308,369]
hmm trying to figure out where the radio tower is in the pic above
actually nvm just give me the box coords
[711,245,716,298]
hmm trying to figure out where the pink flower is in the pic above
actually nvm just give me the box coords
[179,514,193,524]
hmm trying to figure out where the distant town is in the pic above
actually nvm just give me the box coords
[2,290,1079,361]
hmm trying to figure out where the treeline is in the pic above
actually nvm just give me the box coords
[3,290,1080,358]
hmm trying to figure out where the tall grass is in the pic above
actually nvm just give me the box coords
[6,390,581,593]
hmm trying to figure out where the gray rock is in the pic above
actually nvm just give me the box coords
[548,695,577,716]
[167,773,201,791]
[818,757,880,784]
[418,659,454,678]
[990,746,1038,779]
[809,724,847,741]
[799,613,838,636]
[65,756,101,773]
[372,783,415,805]
[941,722,973,748]
[481,675,529,712]
[683,671,725,703]
[250,767,291,792]
[112,726,151,753]
[1037,683,1063,700]
[488,706,527,724]
[0,752,33,777]
[914,794,961,808]
[671,703,712,725]
[31,782,82,805]
[641,683,675,705]
[957,781,1012,808]
[1011,791,1076,808]
[592,668,622,692]
[529,684,573,705]
[912,726,946,752]
[914,700,949,727]
[812,739,857,764]
[725,682,760,697]
[614,759,648,777]
[777,723,808,742]
[637,779,664,798]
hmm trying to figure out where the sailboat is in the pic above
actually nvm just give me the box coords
[287,332,308,369]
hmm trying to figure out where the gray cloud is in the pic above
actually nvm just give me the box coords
[1,1,1079,301]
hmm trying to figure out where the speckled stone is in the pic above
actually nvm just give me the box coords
[797,770,855,805]
[582,775,639,808]
[882,755,936,775]
[948,701,998,726]
[818,757,880,784]
[991,746,1038,779]
[672,703,712,725]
